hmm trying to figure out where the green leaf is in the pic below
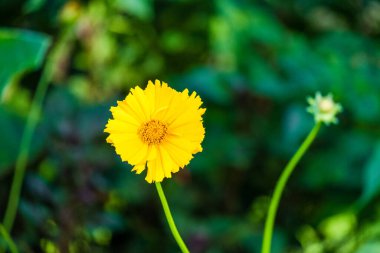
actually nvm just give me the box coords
[23,0,46,13]
[356,242,380,253]
[114,0,153,20]
[359,142,380,206]
[0,28,50,99]
[319,212,356,241]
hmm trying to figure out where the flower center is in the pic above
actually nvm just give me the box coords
[319,98,334,113]
[138,119,168,145]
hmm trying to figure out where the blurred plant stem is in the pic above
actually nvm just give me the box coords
[261,122,321,253]
[2,27,74,237]
[0,224,18,253]
[2,55,52,234]
[155,182,190,253]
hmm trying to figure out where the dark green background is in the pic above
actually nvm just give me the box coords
[1,0,380,252]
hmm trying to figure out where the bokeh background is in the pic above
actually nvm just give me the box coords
[1,0,380,252]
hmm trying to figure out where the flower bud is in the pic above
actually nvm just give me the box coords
[307,92,342,125]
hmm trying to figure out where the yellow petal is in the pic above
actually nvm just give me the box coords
[158,145,175,177]
[148,157,164,182]
[105,119,138,134]
[128,143,149,165]
[110,106,140,126]
[132,164,146,174]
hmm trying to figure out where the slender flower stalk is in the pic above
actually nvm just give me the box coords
[2,65,51,232]
[261,122,321,253]
[261,92,342,253]
[2,28,74,234]
[0,224,18,253]
[155,182,190,253]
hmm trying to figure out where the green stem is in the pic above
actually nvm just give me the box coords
[0,224,18,253]
[2,63,52,232]
[155,182,190,253]
[2,27,74,235]
[261,122,321,253]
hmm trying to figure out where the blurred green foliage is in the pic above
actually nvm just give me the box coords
[0,29,50,99]
[1,0,380,252]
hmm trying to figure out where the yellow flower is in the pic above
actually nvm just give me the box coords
[104,80,206,183]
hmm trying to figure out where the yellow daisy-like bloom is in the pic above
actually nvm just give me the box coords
[104,80,206,183]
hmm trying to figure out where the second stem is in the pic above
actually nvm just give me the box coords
[155,182,189,253]
[261,122,321,253]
